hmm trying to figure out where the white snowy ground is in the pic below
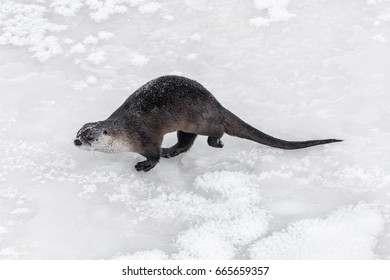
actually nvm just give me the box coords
[0,0,389,260]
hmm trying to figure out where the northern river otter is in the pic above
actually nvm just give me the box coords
[74,75,342,171]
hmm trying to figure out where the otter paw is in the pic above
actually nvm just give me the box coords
[207,137,224,148]
[135,160,157,172]
[161,148,172,158]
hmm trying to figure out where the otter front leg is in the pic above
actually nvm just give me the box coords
[134,138,162,172]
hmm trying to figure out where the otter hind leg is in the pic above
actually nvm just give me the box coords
[162,131,197,158]
[207,136,224,148]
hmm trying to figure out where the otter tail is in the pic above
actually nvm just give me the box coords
[222,109,342,150]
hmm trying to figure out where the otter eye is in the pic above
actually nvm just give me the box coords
[87,136,94,141]
[103,130,108,135]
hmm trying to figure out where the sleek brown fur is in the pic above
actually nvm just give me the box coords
[74,75,342,172]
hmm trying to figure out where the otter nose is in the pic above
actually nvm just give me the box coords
[74,139,82,146]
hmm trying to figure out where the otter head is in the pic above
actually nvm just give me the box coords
[74,121,130,153]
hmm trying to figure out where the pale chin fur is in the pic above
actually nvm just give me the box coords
[78,144,93,152]
[90,135,132,153]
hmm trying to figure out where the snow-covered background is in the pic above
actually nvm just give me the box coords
[0,0,389,260]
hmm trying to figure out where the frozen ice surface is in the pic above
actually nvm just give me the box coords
[249,204,384,259]
[138,2,162,14]
[86,49,107,64]
[250,0,296,27]
[0,0,390,259]
[114,249,169,260]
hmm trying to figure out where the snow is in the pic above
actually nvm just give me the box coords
[173,225,237,260]
[51,0,83,17]
[86,49,107,64]
[85,75,98,85]
[138,2,162,14]
[83,35,99,45]
[250,0,296,28]
[11,208,29,215]
[85,0,129,22]
[190,33,202,42]
[128,52,150,66]
[185,53,197,61]
[184,0,213,12]
[372,33,387,42]
[163,15,174,21]
[1,0,390,260]
[114,249,169,260]
[69,43,86,54]
[0,1,67,61]
[249,204,384,259]
[97,31,114,40]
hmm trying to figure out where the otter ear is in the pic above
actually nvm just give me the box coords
[103,130,108,135]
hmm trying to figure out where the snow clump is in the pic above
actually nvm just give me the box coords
[69,43,86,54]
[83,35,99,45]
[249,0,296,28]
[85,0,146,22]
[0,1,67,61]
[87,50,107,64]
[190,33,202,42]
[97,31,114,40]
[128,52,150,66]
[138,2,162,14]
[249,204,384,259]
[172,171,270,259]
[50,0,84,16]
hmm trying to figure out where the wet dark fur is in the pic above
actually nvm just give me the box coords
[81,75,342,171]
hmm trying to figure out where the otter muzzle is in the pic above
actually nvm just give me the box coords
[74,139,82,146]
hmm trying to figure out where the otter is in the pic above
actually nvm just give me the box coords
[74,75,342,172]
